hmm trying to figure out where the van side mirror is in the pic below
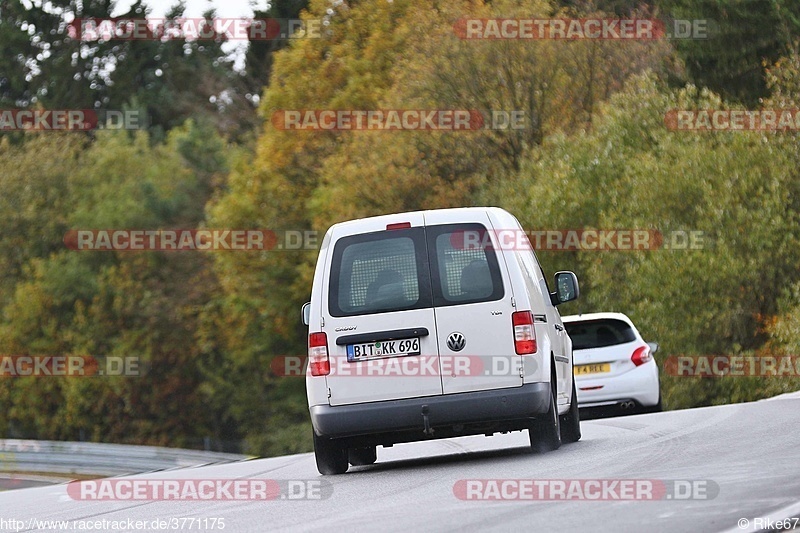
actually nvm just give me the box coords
[301,302,310,326]
[552,271,579,305]
[647,341,659,354]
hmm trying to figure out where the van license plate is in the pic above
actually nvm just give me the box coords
[346,338,421,362]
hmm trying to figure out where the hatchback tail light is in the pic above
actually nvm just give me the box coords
[309,332,330,376]
[631,345,652,367]
[512,311,537,355]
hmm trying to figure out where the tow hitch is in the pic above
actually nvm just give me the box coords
[421,405,434,437]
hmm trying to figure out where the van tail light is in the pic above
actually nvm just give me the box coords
[386,222,411,230]
[309,332,330,376]
[512,311,537,355]
[631,345,652,367]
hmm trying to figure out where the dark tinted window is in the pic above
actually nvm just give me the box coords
[329,228,432,317]
[428,224,504,306]
[565,319,636,350]
[328,223,504,316]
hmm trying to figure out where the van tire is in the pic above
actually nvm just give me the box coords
[348,446,377,466]
[560,378,581,443]
[313,431,348,475]
[529,365,562,453]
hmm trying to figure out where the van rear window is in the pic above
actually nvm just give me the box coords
[564,319,637,350]
[327,223,504,317]
[328,228,432,317]
[428,225,504,306]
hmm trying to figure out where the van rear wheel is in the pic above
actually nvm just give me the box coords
[348,446,377,466]
[529,369,562,453]
[560,379,581,443]
[313,431,348,475]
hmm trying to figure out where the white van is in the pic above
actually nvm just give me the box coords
[302,207,581,474]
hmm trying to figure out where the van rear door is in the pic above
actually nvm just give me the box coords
[423,211,523,394]
[323,215,442,406]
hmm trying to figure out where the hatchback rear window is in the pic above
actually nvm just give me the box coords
[564,319,636,350]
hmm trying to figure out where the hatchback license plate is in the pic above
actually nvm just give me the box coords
[574,363,611,375]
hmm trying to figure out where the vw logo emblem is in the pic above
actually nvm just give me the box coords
[447,332,466,352]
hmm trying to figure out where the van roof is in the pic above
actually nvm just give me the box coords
[329,207,513,231]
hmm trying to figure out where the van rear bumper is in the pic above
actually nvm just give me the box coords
[310,383,550,440]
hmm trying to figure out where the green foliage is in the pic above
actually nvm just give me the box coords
[0,123,234,447]
[658,0,800,105]
[496,70,800,409]
[0,134,83,306]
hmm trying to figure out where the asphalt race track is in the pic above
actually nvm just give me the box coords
[1,392,799,533]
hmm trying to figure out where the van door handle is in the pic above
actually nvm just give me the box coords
[554,324,564,331]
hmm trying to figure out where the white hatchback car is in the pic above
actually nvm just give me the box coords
[302,207,582,474]
[562,312,661,415]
